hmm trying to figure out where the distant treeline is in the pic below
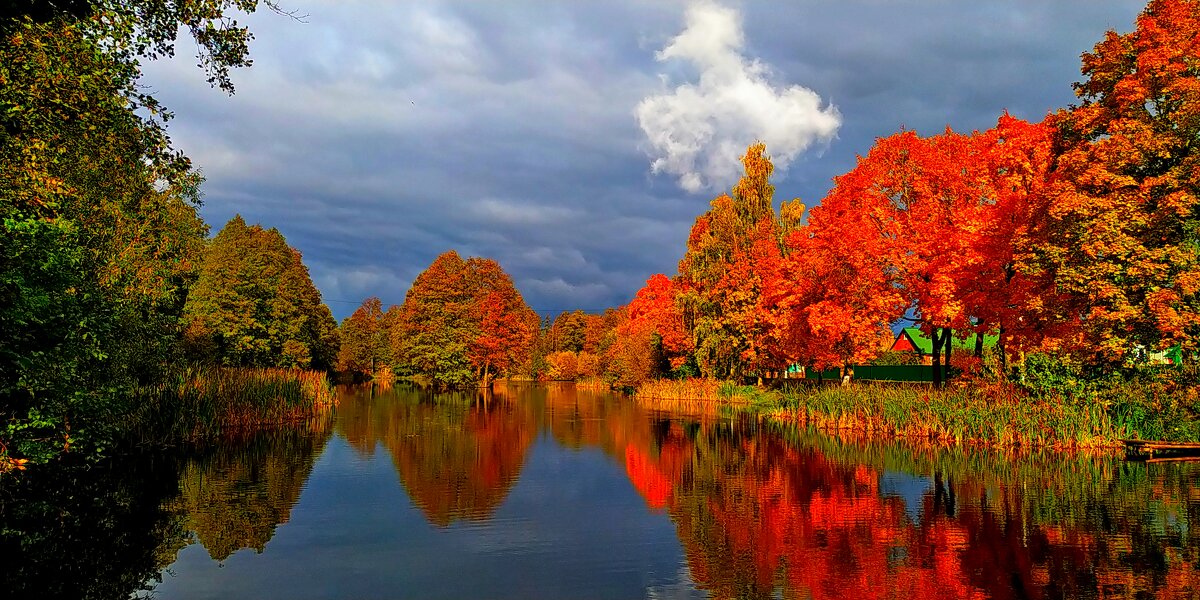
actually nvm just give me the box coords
[336,267,681,390]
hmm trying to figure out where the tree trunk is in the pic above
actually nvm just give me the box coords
[931,327,944,389]
[998,325,1007,380]
[944,327,953,383]
[974,323,984,359]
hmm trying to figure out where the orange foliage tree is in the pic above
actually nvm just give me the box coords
[625,273,692,369]
[961,115,1070,369]
[675,143,799,379]
[464,257,539,383]
[773,219,900,372]
[606,307,662,389]
[1039,0,1200,361]
[792,130,992,383]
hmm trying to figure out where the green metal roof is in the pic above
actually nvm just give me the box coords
[896,327,998,355]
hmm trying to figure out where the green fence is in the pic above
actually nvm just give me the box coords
[798,364,935,383]
[852,364,934,382]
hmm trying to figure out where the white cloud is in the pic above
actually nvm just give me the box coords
[635,1,842,193]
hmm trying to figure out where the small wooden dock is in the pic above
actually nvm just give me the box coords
[1121,439,1200,461]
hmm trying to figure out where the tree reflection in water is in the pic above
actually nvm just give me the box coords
[337,382,1200,599]
[0,456,187,600]
[620,417,1200,600]
[168,418,334,561]
[0,417,333,599]
[336,383,536,526]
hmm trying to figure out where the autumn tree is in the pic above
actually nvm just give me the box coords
[464,257,539,383]
[393,251,538,388]
[625,274,693,370]
[183,216,339,370]
[544,351,580,381]
[774,222,900,373]
[676,143,797,380]
[582,313,610,354]
[605,308,663,389]
[960,115,1070,371]
[1038,0,1200,362]
[337,297,389,377]
[798,129,1000,385]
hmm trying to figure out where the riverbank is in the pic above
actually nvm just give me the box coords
[634,378,1199,449]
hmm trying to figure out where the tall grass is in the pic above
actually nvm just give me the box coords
[131,367,336,446]
[1085,378,1200,442]
[638,377,1130,448]
[575,377,610,391]
[766,384,1122,449]
[635,378,728,402]
[635,378,785,405]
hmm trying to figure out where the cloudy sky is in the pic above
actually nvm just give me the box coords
[140,0,1145,320]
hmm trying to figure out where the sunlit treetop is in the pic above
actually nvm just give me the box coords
[0,0,291,93]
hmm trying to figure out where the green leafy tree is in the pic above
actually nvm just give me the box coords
[1,0,279,464]
[393,251,537,388]
[183,216,338,370]
[676,143,791,380]
[1,22,209,464]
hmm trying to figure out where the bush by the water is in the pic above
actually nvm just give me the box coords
[1018,353,1200,442]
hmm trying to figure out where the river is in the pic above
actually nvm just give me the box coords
[3,382,1197,599]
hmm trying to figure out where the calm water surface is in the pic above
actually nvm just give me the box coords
[3,383,1199,599]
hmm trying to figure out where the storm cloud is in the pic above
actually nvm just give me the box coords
[137,1,1145,320]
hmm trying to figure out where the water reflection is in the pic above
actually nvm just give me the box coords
[168,419,334,560]
[0,455,187,600]
[0,418,333,599]
[5,384,1200,599]
[330,383,1200,598]
[337,384,535,526]
[632,423,1200,599]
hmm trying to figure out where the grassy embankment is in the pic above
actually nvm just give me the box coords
[130,367,336,446]
[635,376,1200,449]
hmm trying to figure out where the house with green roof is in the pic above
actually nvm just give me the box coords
[889,327,998,364]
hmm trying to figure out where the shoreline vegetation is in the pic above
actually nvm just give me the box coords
[633,376,1199,450]
[131,367,336,448]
